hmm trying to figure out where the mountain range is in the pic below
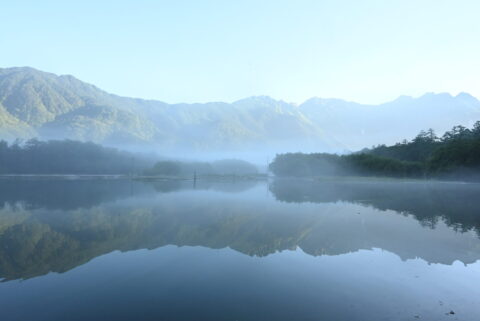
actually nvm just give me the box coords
[1,66,480,155]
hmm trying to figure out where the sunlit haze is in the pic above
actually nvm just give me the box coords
[1,0,479,104]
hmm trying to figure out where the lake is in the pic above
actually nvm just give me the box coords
[0,177,479,321]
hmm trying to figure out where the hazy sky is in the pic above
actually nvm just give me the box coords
[1,0,479,104]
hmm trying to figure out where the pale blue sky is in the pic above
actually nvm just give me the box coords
[1,0,479,104]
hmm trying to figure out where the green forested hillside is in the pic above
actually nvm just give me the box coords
[0,67,334,152]
[270,122,480,179]
[1,67,480,153]
[0,139,153,174]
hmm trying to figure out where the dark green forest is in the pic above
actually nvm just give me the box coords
[144,159,259,177]
[0,139,153,175]
[0,139,259,176]
[270,121,480,179]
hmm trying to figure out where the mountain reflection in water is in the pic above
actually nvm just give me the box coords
[0,177,479,282]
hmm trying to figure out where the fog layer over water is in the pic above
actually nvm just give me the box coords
[0,178,479,320]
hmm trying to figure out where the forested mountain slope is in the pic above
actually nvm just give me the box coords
[1,67,480,153]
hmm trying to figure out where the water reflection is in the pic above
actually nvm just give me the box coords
[270,178,480,233]
[0,178,479,282]
[0,178,258,210]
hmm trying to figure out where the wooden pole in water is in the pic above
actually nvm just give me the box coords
[193,170,197,188]
[130,157,135,177]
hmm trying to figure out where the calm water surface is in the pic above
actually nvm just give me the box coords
[0,178,479,320]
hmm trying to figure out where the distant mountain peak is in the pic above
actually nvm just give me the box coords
[455,92,478,101]
[419,92,455,100]
[235,95,281,104]
[392,95,413,102]
[1,66,480,154]
[233,96,293,110]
